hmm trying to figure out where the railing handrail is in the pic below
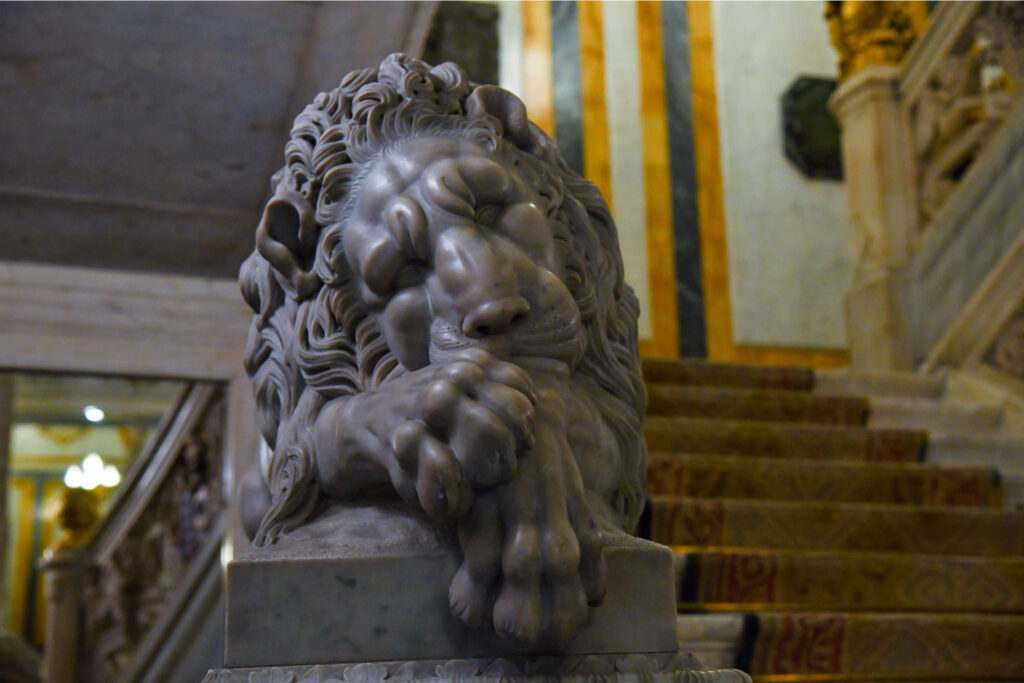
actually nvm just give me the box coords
[87,382,220,562]
[122,515,225,683]
[912,94,1024,276]
[87,381,189,527]
[899,2,981,103]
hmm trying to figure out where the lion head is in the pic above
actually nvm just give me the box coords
[239,54,646,555]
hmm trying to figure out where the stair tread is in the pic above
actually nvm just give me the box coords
[867,395,1004,432]
[643,358,813,391]
[673,547,1024,612]
[814,368,946,399]
[646,384,867,424]
[640,359,1024,681]
[649,496,1024,556]
[645,416,926,462]
[928,431,1024,448]
[742,611,1024,679]
[648,453,1001,508]
[926,433,1024,478]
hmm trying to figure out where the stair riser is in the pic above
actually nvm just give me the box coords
[651,498,1024,556]
[868,399,1003,434]
[926,437,1024,478]
[645,418,925,463]
[644,359,813,391]
[745,612,1024,679]
[813,371,946,399]
[646,386,867,425]
[676,614,746,672]
[676,551,1024,612]
[648,456,1000,508]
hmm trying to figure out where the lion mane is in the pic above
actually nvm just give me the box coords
[240,53,647,547]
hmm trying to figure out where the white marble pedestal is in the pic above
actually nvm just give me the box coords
[203,503,749,682]
[203,652,750,682]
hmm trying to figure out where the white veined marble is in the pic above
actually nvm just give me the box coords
[603,0,653,341]
[713,1,852,349]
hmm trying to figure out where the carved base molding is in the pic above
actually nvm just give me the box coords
[202,651,750,683]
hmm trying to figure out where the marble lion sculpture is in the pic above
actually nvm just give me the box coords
[238,53,647,647]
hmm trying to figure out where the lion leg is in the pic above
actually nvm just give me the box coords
[449,492,501,627]
[488,389,596,646]
[534,427,589,646]
[491,453,545,643]
[562,456,608,606]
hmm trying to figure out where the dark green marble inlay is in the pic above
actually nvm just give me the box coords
[551,0,584,175]
[662,1,706,358]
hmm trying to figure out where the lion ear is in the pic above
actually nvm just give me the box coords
[256,190,320,299]
[466,85,536,151]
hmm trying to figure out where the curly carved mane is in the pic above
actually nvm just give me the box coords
[240,54,646,546]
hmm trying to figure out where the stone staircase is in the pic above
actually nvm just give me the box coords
[641,358,1024,681]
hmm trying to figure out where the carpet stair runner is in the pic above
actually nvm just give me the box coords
[643,358,1024,681]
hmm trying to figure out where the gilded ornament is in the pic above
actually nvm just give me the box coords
[825,1,929,79]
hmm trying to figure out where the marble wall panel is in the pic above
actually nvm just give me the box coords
[712,1,852,350]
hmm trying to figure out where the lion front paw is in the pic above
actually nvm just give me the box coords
[448,393,607,647]
[386,348,537,519]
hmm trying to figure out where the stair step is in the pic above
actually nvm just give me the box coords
[674,548,1024,612]
[648,454,1001,508]
[650,497,1024,555]
[676,613,747,671]
[927,432,1024,478]
[743,612,1024,679]
[814,368,946,399]
[645,417,926,462]
[643,358,813,391]
[867,395,1004,433]
[646,384,867,425]
[1006,474,1024,512]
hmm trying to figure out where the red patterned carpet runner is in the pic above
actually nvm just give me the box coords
[642,358,1024,681]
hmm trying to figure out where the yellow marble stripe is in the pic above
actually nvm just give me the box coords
[637,1,679,359]
[687,1,849,369]
[521,1,555,139]
[578,0,612,210]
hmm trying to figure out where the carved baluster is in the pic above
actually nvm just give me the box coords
[39,489,102,683]
[38,550,83,683]
[36,387,226,682]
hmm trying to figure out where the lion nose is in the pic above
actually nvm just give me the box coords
[462,296,531,337]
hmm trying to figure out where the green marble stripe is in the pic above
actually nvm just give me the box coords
[550,0,583,175]
[661,1,706,358]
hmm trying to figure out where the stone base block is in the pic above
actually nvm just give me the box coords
[225,503,679,668]
[204,651,751,682]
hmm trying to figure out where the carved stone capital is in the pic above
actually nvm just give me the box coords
[826,1,929,80]
[828,65,901,120]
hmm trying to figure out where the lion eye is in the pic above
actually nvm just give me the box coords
[393,264,425,291]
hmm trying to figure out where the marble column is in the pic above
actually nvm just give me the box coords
[831,65,919,370]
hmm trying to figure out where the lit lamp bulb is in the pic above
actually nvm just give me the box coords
[101,464,121,488]
[83,405,105,423]
[81,453,103,490]
[64,453,121,490]
[64,465,84,489]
